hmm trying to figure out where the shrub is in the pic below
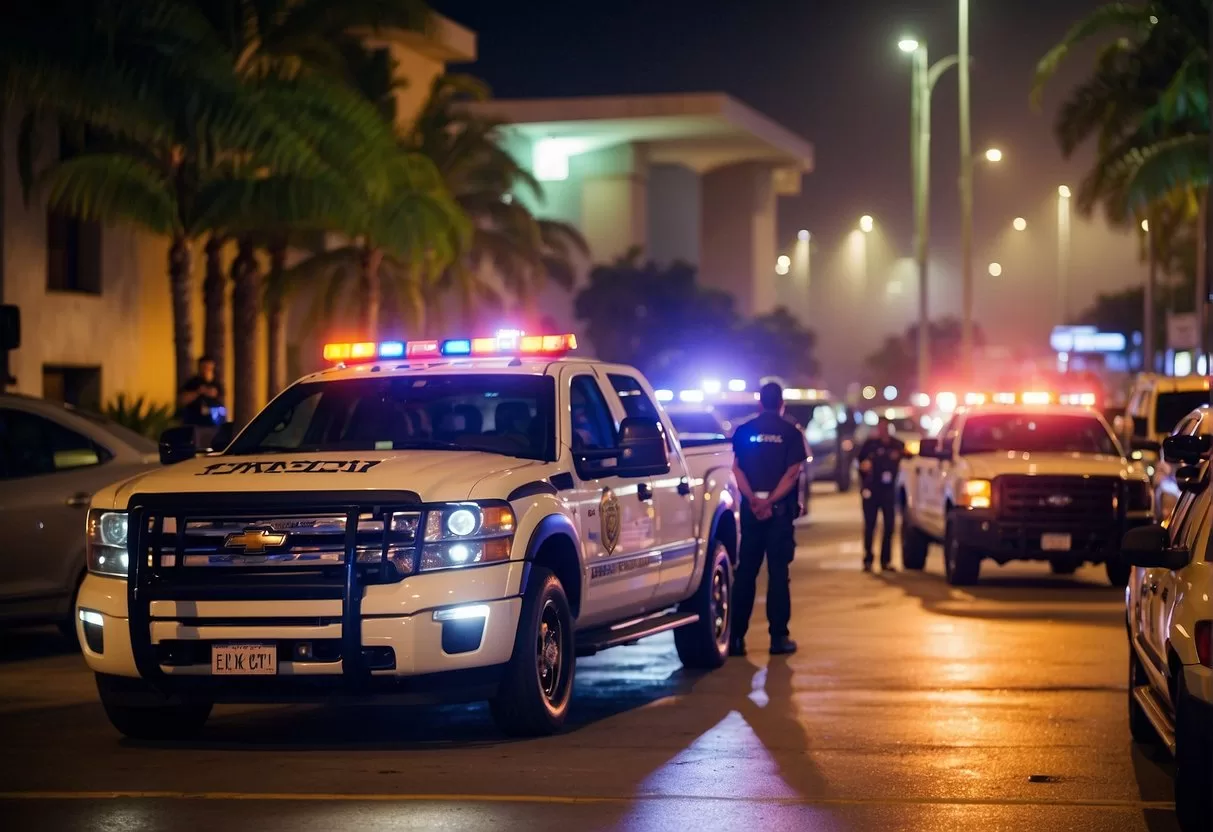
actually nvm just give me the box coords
[103,394,176,439]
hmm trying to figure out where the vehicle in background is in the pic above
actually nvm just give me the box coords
[665,403,812,517]
[77,332,741,739]
[660,387,854,493]
[0,394,160,634]
[854,408,926,457]
[1117,374,1212,478]
[1154,405,1212,522]
[898,403,1153,586]
[1121,440,1212,832]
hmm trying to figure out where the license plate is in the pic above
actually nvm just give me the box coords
[1041,533,1072,552]
[211,644,277,676]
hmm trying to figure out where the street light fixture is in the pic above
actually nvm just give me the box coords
[1013,217,1027,231]
[984,147,1003,163]
[1057,185,1072,323]
[859,215,874,233]
[988,262,1002,277]
[898,38,920,53]
[1058,185,1071,198]
[798,229,810,241]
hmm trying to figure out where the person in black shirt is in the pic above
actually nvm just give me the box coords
[856,419,905,572]
[729,382,809,657]
[178,355,225,428]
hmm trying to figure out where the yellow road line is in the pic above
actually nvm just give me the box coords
[0,791,1176,810]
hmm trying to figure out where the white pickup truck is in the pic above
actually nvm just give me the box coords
[898,403,1154,586]
[75,332,740,739]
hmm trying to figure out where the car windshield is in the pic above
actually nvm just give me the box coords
[228,375,555,460]
[959,413,1120,456]
[667,411,728,444]
[1156,390,1211,434]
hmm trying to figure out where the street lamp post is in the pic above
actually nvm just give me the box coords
[959,0,974,380]
[1057,185,1072,323]
[1142,217,1156,373]
[899,36,960,396]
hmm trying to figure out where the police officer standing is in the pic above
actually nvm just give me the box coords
[729,381,809,657]
[857,418,905,572]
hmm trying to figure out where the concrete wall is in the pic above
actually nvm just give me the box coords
[646,164,700,266]
[699,162,778,318]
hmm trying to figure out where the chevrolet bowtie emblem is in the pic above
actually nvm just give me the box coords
[223,527,288,553]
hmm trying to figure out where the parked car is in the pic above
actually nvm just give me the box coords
[0,393,159,634]
[1121,436,1212,832]
[1154,405,1212,522]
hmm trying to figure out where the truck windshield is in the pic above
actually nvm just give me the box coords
[228,375,555,460]
[1155,390,1210,434]
[668,411,728,445]
[959,414,1120,456]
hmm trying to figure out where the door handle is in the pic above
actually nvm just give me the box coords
[637,483,652,501]
[66,492,91,509]
[677,480,691,496]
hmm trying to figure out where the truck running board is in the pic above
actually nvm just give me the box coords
[575,610,700,657]
[1132,684,1177,755]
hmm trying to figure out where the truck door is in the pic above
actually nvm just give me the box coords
[1149,491,1207,675]
[919,418,957,536]
[605,372,697,607]
[563,370,660,627]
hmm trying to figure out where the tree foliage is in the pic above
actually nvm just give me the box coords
[574,252,818,388]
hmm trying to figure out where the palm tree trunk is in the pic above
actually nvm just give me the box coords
[266,241,288,400]
[230,238,261,427]
[360,246,383,339]
[407,277,426,338]
[168,236,194,393]
[1145,211,1157,373]
[1197,189,1208,366]
[203,235,227,383]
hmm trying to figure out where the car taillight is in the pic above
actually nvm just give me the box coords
[1196,621,1212,668]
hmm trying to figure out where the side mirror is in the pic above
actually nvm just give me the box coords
[1120,524,1190,570]
[918,437,939,458]
[207,421,235,453]
[1176,463,1205,491]
[159,425,198,465]
[615,417,670,477]
[1131,437,1162,454]
[1162,434,1212,465]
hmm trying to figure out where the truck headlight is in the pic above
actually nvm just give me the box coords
[960,479,992,509]
[420,503,515,571]
[87,510,129,578]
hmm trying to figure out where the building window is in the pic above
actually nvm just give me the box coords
[47,212,102,294]
[42,365,102,413]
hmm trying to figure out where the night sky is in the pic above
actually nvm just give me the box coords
[432,0,1142,385]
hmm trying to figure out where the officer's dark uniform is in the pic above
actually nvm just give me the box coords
[731,411,808,648]
[857,431,905,570]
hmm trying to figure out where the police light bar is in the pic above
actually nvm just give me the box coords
[323,330,577,364]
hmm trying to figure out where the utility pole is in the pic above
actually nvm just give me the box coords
[1144,218,1156,374]
[958,0,974,380]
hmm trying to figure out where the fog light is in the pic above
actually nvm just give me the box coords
[433,604,490,622]
[78,609,104,654]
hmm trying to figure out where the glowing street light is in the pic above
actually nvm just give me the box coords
[797,229,810,241]
[776,253,790,275]
[1141,219,1149,232]
[1058,184,1071,198]
[984,147,1003,163]
[988,262,1002,277]
[859,215,874,233]
[1012,217,1027,231]
[898,37,920,53]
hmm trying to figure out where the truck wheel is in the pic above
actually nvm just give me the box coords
[900,516,930,571]
[674,541,732,670]
[96,674,211,740]
[1127,648,1159,745]
[1174,677,1213,832]
[1105,559,1131,588]
[944,519,981,586]
[490,567,575,737]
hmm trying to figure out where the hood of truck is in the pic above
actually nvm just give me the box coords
[93,450,548,509]
[963,451,1148,481]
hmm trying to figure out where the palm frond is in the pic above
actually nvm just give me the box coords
[37,153,177,234]
[1031,1,1155,108]
[1120,133,1210,211]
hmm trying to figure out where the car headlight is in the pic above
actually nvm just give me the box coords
[421,503,515,571]
[959,479,992,509]
[87,509,129,578]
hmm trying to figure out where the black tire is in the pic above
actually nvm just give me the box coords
[96,675,211,740]
[1127,647,1159,745]
[1105,559,1131,588]
[944,516,981,586]
[490,567,575,737]
[674,541,733,670]
[1174,677,1213,832]
[900,512,930,571]
[1049,560,1080,576]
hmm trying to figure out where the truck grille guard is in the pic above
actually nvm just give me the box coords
[125,490,421,688]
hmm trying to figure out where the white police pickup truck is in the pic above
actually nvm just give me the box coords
[898,402,1153,586]
[75,332,740,738]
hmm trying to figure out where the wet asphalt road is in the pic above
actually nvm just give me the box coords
[0,490,1182,831]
